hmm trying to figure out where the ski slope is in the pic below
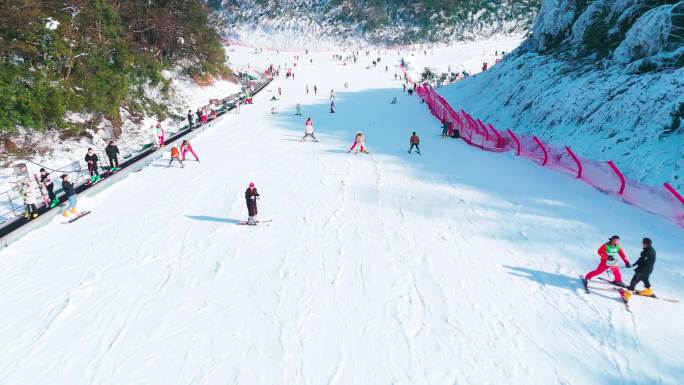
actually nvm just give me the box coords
[1,43,683,385]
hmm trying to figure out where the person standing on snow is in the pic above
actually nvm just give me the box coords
[408,132,421,154]
[348,131,367,153]
[245,182,260,225]
[627,237,656,296]
[180,140,199,162]
[329,100,336,113]
[296,103,302,116]
[155,122,165,146]
[105,140,120,171]
[302,117,318,142]
[314,85,318,95]
[168,145,184,168]
[85,148,101,183]
[39,168,58,207]
[19,178,38,219]
[584,235,631,286]
[60,174,79,217]
[278,87,282,96]
[330,89,335,100]
[196,108,203,125]
[187,110,194,129]
[306,84,309,94]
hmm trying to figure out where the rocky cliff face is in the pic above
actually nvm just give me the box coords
[442,0,684,187]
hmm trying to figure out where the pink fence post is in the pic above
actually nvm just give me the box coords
[565,147,583,178]
[607,161,626,195]
[507,129,521,156]
[664,183,684,206]
[532,135,548,166]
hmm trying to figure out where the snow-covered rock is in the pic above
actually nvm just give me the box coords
[441,0,684,189]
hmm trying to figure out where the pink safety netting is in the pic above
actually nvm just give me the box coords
[402,67,684,227]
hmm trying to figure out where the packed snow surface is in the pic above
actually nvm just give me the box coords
[1,41,683,385]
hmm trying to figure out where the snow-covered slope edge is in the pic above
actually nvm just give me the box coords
[440,0,684,189]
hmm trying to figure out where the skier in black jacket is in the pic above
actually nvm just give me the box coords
[187,110,194,129]
[245,183,260,225]
[84,148,101,183]
[60,174,79,217]
[627,237,656,296]
[105,141,120,171]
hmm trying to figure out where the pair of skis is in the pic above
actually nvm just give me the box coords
[581,275,678,310]
[237,219,272,226]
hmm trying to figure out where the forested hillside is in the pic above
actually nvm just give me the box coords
[213,0,541,44]
[0,0,228,138]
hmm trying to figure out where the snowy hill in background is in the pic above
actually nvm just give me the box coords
[211,0,540,46]
[436,0,684,189]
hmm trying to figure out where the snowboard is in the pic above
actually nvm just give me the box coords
[63,210,91,224]
[597,277,678,303]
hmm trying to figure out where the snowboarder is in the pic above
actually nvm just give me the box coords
[155,122,165,146]
[408,132,421,154]
[330,100,335,113]
[187,110,194,129]
[85,148,101,183]
[180,140,199,161]
[584,235,631,286]
[60,174,79,217]
[105,140,120,171]
[245,182,260,225]
[627,237,656,296]
[19,179,38,219]
[168,145,184,168]
[348,131,367,153]
[302,117,318,142]
[38,168,58,207]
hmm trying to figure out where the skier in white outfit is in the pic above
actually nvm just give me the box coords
[302,117,318,142]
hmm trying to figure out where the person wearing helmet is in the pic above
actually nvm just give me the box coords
[348,131,367,153]
[245,183,260,225]
[584,235,631,286]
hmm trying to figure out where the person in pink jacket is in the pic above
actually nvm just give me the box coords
[155,122,165,146]
[180,140,199,161]
[348,131,368,153]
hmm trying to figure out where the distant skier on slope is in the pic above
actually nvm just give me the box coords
[408,132,421,154]
[583,235,631,287]
[245,182,260,225]
[627,237,656,296]
[302,117,318,142]
[348,131,368,154]
[330,100,335,113]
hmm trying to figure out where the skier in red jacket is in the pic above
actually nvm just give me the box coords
[584,235,631,285]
